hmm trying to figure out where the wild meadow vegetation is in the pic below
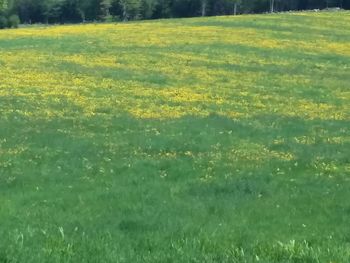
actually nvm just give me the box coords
[0,11,350,262]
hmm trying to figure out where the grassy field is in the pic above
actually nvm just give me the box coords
[0,11,350,262]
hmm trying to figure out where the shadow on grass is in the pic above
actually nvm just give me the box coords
[1,112,348,180]
[0,112,349,262]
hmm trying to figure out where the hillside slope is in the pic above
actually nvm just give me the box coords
[0,12,350,262]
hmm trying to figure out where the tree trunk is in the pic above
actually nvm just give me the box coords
[78,9,86,23]
[270,0,275,12]
[201,0,206,17]
[234,3,237,15]
[122,2,128,21]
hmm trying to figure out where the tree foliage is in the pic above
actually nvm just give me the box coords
[0,0,348,27]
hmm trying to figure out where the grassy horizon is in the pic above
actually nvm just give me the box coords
[0,11,349,262]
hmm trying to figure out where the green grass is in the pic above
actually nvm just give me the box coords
[0,11,350,262]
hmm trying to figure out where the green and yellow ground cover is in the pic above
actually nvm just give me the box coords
[0,11,349,262]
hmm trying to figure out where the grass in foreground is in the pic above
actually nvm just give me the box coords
[0,11,350,262]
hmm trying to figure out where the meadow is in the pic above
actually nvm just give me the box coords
[0,11,350,262]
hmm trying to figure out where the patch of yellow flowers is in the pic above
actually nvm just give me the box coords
[0,11,349,122]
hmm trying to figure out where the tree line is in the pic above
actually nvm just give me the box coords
[0,0,349,28]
